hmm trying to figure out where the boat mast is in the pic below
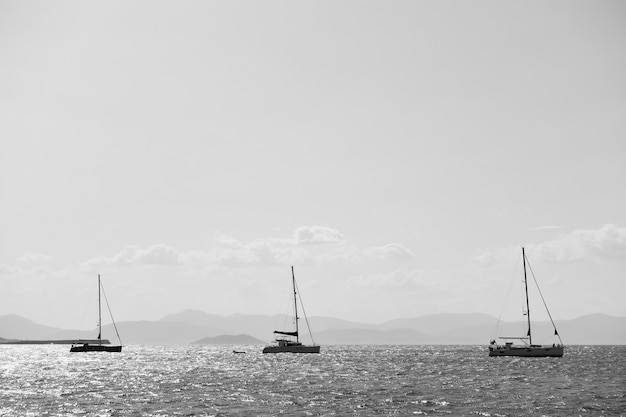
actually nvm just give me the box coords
[292,266,299,344]
[98,274,102,346]
[522,248,532,345]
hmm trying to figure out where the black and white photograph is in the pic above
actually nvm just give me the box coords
[1,1,624,415]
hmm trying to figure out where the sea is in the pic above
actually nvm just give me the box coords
[1,345,624,416]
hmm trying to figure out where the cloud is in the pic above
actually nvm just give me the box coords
[209,226,348,266]
[363,243,416,261]
[77,226,414,272]
[348,269,426,289]
[472,224,626,266]
[212,234,312,267]
[294,226,344,244]
[17,253,55,264]
[316,244,361,263]
[136,244,182,265]
[85,244,182,270]
[212,238,278,266]
[471,250,498,267]
[0,263,54,278]
[0,264,20,276]
[532,224,626,263]
[113,244,182,266]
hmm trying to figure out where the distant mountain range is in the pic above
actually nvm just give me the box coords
[192,334,265,345]
[1,311,624,346]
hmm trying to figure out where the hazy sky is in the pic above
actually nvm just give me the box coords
[1,1,625,330]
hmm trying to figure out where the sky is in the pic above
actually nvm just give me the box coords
[1,1,625,330]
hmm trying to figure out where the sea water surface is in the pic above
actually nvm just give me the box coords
[1,345,624,416]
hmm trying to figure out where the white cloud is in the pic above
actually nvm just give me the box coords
[72,226,415,275]
[294,226,344,244]
[363,243,416,261]
[471,250,498,267]
[113,247,141,266]
[348,269,426,289]
[212,234,313,267]
[212,238,278,266]
[84,244,182,270]
[532,224,626,263]
[0,264,20,276]
[17,253,55,264]
[0,263,54,278]
[210,227,349,267]
[316,244,361,263]
[472,224,626,266]
[138,244,182,265]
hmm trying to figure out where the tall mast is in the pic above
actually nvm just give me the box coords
[98,274,102,345]
[292,266,299,343]
[522,248,532,345]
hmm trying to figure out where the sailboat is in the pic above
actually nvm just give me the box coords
[262,267,320,354]
[70,275,123,353]
[489,247,564,357]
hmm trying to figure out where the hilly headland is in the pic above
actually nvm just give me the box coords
[1,310,624,346]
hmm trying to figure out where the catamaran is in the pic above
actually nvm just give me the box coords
[70,275,123,353]
[262,267,320,354]
[489,247,564,357]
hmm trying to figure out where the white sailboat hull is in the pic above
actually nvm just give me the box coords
[489,345,564,357]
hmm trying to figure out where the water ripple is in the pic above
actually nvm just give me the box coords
[1,345,624,416]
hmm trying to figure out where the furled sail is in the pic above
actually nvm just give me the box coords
[273,330,298,337]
